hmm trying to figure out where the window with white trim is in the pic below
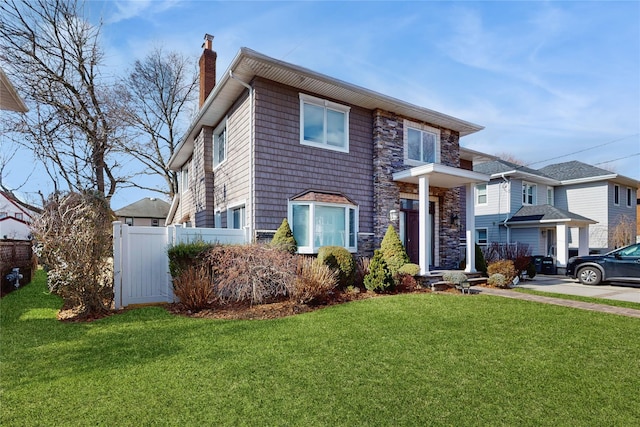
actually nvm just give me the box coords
[626,187,632,208]
[547,186,554,206]
[125,217,133,226]
[213,121,226,168]
[522,182,536,205]
[475,228,488,246]
[475,183,487,206]
[404,120,440,165]
[180,167,189,195]
[614,184,619,205]
[230,205,245,229]
[300,93,350,152]
[151,219,159,227]
[0,212,6,218]
[290,201,358,253]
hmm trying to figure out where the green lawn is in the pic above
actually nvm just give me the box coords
[1,271,639,426]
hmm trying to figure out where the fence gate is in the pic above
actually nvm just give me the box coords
[112,222,249,309]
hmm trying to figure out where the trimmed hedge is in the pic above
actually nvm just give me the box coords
[317,246,356,288]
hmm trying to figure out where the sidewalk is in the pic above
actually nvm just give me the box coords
[477,286,640,318]
[517,275,640,304]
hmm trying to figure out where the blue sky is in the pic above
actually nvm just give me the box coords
[4,0,639,209]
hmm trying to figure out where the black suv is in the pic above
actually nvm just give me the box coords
[566,243,640,285]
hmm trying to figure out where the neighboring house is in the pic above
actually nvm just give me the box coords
[0,67,28,112]
[473,159,639,271]
[166,35,491,275]
[115,197,171,227]
[0,191,36,240]
[637,188,640,242]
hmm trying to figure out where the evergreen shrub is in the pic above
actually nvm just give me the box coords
[317,246,356,288]
[380,225,410,275]
[364,249,394,292]
[271,218,297,254]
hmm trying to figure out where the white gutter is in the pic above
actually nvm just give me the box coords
[229,71,255,240]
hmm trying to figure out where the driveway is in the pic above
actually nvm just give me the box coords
[516,275,640,304]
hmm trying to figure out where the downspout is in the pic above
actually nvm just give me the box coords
[500,173,510,243]
[229,71,254,241]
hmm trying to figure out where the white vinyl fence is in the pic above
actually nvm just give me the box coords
[112,222,249,309]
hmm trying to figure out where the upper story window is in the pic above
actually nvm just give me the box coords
[299,93,350,153]
[213,120,227,169]
[613,184,620,205]
[404,120,440,166]
[626,187,632,208]
[547,186,554,206]
[475,183,487,206]
[522,182,536,205]
[15,212,23,220]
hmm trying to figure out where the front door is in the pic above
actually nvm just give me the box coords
[404,202,435,267]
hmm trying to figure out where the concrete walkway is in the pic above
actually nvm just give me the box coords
[472,274,640,318]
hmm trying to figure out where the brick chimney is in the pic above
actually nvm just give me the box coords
[199,34,217,107]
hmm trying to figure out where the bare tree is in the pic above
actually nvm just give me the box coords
[118,47,198,199]
[610,214,636,248]
[0,0,127,201]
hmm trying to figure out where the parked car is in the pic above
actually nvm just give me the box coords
[566,243,640,285]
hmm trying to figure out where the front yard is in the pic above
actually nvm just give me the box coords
[1,271,639,425]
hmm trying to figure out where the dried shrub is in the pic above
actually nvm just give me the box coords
[317,246,356,288]
[396,273,419,292]
[32,192,113,316]
[292,256,338,304]
[483,242,531,276]
[172,264,216,311]
[203,244,297,305]
[354,256,371,288]
[487,259,517,283]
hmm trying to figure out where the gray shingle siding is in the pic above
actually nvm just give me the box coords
[252,78,374,234]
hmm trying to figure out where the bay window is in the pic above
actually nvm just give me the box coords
[290,201,358,253]
[300,93,350,152]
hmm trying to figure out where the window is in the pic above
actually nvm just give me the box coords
[404,120,440,165]
[476,183,487,205]
[475,228,488,246]
[214,211,222,228]
[151,219,159,227]
[300,93,349,152]
[180,167,189,195]
[626,187,632,208]
[125,217,133,226]
[0,212,6,218]
[614,184,619,205]
[290,201,358,253]
[522,182,536,205]
[230,205,245,229]
[15,212,23,220]
[547,186,554,206]
[213,121,226,168]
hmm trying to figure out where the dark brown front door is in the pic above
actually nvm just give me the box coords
[404,202,435,267]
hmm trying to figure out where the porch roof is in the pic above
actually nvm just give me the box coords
[392,163,490,188]
[506,205,597,227]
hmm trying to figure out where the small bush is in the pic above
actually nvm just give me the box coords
[202,244,297,305]
[292,257,338,304]
[475,244,488,275]
[354,257,371,288]
[172,264,216,311]
[271,218,297,254]
[487,273,507,288]
[442,271,468,285]
[380,225,410,276]
[398,263,420,276]
[167,240,215,278]
[396,273,419,292]
[364,249,394,292]
[487,259,517,283]
[317,246,356,288]
[526,261,537,279]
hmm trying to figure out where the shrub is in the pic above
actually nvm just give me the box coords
[487,273,507,288]
[487,259,517,283]
[364,249,394,292]
[270,218,297,254]
[317,246,356,288]
[202,244,297,305]
[32,191,113,317]
[526,261,537,279]
[483,242,531,276]
[292,257,338,304]
[354,256,370,288]
[475,244,487,275]
[395,273,419,292]
[172,264,216,311]
[167,240,215,278]
[398,263,420,276]
[442,271,468,285]
[380,225,410,276]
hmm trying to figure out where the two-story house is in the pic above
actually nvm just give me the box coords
[0,191,37,240]
[473,159,639,272]
[166,35,490,275]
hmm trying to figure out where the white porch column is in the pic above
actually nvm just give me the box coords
[464,183,476,272]
[419,176,430,275]
[578,226,590,256]
[556,223,568,267]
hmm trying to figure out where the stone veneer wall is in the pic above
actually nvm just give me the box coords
[372,109,463,269]
[192,126,215,227]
